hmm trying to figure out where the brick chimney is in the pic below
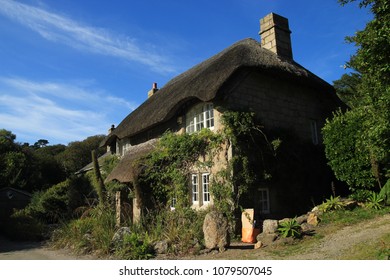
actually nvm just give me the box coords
[259,13,293,60]
[147,82,159,98]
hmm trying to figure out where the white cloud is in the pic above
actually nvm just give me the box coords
[0,0,176,74]
[0,77,136,144]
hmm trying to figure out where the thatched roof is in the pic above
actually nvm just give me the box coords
[104,38,335,145]
[104,138,158,183]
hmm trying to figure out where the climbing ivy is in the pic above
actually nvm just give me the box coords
[139,129,223,210]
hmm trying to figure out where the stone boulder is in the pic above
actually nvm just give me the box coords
[111,227,131,246]
[256,232,277,246]
[296,214,308,225]
[203,211,230,252]
[254,241,263,249]
[153,240,169,254]
[263,219,279,234]
[307,213,320,226]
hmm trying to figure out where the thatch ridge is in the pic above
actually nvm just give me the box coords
[105,38,334,144]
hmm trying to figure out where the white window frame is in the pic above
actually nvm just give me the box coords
[186,103,214,134]
[191,174,199,204]
[259,188,270,214]
[202,173,210,204]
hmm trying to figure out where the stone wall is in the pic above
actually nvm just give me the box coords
[223,71,334,144]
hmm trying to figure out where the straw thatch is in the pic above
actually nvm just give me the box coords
[103,38,334,146]
[104,138,158,183]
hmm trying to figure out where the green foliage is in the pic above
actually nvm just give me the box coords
[56,135,106,175]
[379,179,390,205]
[323,109,377,189]
[319,196,344,212]
[349,189,373,202]
[366,191,384,210]
[22,176,93,223]
[140,129,222,209]
[277,218,302,238]
[114,232,154,260]
[2,211,45,241]
[52,206,116,255]
[326,0,390,191]
[333,73,362,108]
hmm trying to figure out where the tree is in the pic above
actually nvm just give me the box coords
[33,139,49,149]
[324,0,389,191]
[56,135,106,175]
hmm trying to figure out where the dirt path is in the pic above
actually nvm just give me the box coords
[288,213,390,259]
[189,213,390,260]
[0,235,93,260]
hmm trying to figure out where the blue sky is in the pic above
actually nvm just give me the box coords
[0,0,372,145]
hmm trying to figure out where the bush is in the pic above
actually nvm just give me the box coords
[365,192,384,210]
[277,218,301,238]
[379,179,390,205]
[141,207,208,255]
[114,232,154,260]
[322,109,378,190]
[3,211,45,241]
[349,189,373,202]
[52,206,116,255]
[24,176,93,223]
[319,195,344,212]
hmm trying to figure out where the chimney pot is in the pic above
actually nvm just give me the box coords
[148,82,159,98]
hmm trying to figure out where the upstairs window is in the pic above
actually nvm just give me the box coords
[186,103,214,134]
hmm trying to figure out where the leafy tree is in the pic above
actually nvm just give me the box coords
[324,0,389,191]
[333,73,362,108]
[56,135,106,175]
[33,139,49,149]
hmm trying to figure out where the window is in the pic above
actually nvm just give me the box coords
[191,174,199,203]
[186,103,214,134]
[259,188,270,214]
[310,120,319,145]
[202,173,210,203]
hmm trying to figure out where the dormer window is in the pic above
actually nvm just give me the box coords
[186,103,214,134]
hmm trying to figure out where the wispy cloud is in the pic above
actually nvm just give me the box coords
[0,77,136,144]
[0,0,176,74]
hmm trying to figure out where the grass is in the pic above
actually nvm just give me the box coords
[339,233,390,260]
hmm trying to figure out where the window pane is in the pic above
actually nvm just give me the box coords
[202,173,210,203]
[192,174,199,202]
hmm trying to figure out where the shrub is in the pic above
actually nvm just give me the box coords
[51,205,116,256]
[379,179,390,206]
[141,207,208,255]
[114,232,154,260]
[365,192,384,210]
[3,211,45,241]
[349,189,373,202]
[319,195,344,212]
[24,176,93,223]
[277,218,301,238]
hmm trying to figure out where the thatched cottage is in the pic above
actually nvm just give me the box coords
[101,13,344,222]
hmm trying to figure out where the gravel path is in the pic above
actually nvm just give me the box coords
[0,235,93,260]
